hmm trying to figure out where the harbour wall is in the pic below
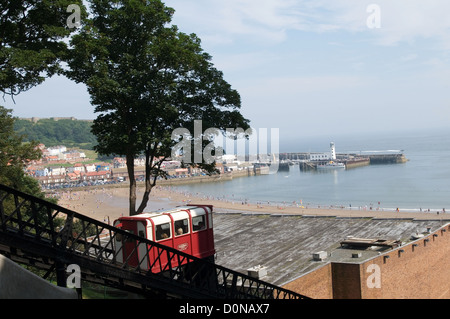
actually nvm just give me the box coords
[364,154,408,164]
[344,158,370,169]
[297,153,407,171]
[156,166,269,186]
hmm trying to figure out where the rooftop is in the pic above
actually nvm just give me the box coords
[212,211,450,286]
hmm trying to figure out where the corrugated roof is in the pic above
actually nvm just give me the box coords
[212,211,449,286]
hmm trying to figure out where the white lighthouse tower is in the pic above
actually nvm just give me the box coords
[330,142,336,160]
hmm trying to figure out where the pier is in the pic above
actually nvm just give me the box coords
[279,151,407,171]
[363,153,408,164]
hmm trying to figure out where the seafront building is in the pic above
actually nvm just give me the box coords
[212,212,450,299]
[25,143,272,188]
[309,142,337,161]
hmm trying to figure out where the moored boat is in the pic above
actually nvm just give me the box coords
[316,161,346,170]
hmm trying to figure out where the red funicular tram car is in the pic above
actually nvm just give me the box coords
[113,205,215,273]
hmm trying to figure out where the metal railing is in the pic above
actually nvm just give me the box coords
[0,184,309,299]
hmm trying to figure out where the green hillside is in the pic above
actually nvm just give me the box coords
[14,118,97,150]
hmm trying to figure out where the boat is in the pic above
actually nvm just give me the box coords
[316,161,346,170]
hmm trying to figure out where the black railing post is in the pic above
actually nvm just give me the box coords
[0,191,6,232]
[55,260,67,288]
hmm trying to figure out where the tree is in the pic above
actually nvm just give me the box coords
[0,0,85,199]
[0,107,58,240]
[67,0,250,216]
[0,106,43,195]
[0,0,86,98]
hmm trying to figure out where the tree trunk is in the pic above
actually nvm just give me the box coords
[136,150,154,214]
[136,179,152,215]
[126,153,137,216]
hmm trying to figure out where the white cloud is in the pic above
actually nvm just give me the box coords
[368,1,450,47]
[169,0,450,47]
[168,0,336,44]
[309,0,450,48]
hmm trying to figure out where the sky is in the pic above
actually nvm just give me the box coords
[4,0,450,151]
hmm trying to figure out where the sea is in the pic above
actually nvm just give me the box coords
[170,127,450,213]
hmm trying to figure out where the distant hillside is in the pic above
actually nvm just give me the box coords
[15,118,97,150]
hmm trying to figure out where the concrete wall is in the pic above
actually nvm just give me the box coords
[0,255,78,299]
[283,223,450,299]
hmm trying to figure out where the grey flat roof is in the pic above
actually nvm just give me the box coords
[212,210,449,287]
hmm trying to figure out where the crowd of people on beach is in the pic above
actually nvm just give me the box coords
[46,185,448,217]
[157,186,449,215]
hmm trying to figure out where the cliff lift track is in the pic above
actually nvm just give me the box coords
[0,184,309,299]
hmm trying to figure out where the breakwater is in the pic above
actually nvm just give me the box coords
[364,153,408,164]
[289,153,408,171]
[157,166,269,186]
[343,158,371,169]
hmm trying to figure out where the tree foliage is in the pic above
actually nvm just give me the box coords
[0,0,87,203]
[0,108,58,244]
[66,0,250,216]
[0,0,86,98]
[0,106,44,196]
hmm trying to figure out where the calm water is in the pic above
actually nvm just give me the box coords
[171,127,450,211]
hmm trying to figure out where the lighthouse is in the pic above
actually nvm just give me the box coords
[330,142,336,160]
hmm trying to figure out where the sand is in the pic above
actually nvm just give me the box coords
[52,185,450,223]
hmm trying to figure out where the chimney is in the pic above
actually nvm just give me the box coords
[247,265,267,279]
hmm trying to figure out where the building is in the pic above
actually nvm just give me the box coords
[282,224,450,299]
[48,167,66,176]
[35,168,49,177]
[330,142,336,160]
[212,212,450,299]
[62,150,86,160]
[45,146,67,157]
[84,164,96,173]
[70,163,85,173]
[82,170,111,181]
[96,163,110,172]
[309,142,337,161]
[309,153,331,161]
[113,157,126,168]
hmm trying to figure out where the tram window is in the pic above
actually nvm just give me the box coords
[192,215,206,231]
[155,223,171,241]
[174,219,189,236]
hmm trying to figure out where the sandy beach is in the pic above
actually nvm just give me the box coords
[52,185,450,223]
